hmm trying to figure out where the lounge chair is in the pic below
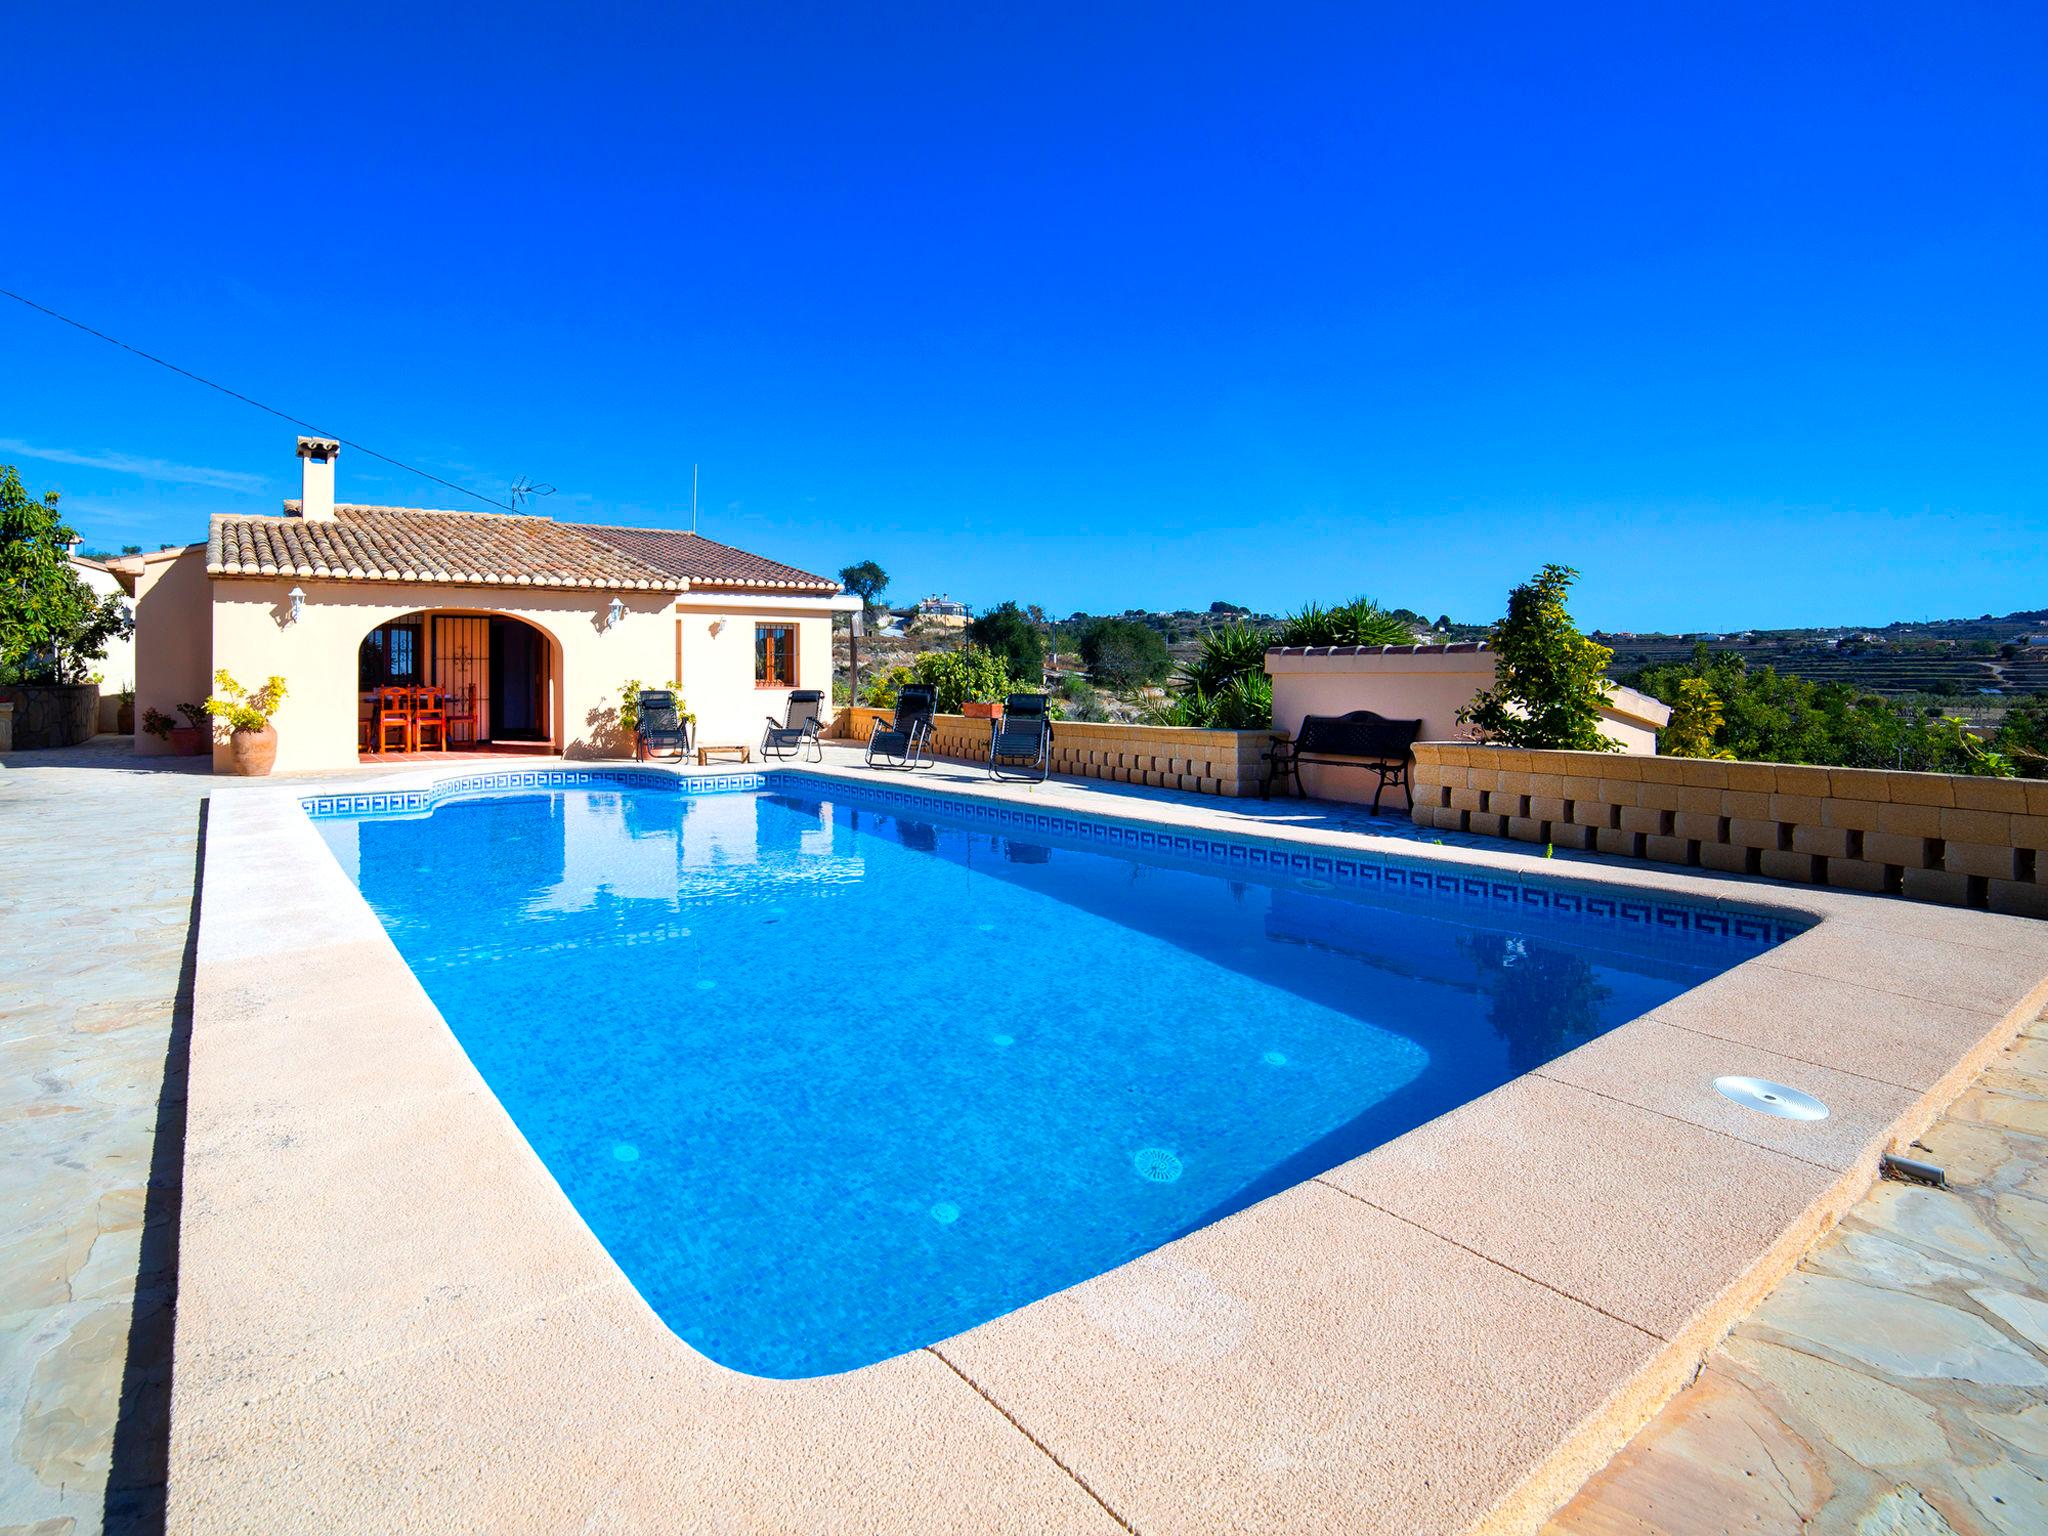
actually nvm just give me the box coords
[635,690,692,762]
[865,684,936,770]
[761,689,825,762]
[988,693,1052,782]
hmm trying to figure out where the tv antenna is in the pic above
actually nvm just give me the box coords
[508,476,557,512]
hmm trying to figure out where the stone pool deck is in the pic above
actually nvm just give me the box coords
[1546,1010,2048,1535]
[7,740,2048,1534]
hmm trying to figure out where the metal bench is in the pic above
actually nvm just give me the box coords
[1262,710,1424,813]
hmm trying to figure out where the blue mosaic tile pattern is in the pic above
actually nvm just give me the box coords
[300,767,762,821]
[766,771,1811,951]
[301,764,1808,949]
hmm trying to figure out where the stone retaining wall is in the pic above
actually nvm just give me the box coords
[0,684,101,750]
[836,706,1273,797]
[1411,743,2048,919]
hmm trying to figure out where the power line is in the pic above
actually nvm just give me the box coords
[0,286,519,512]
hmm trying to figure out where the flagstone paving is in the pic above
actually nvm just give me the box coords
[1546,1011,2048,1536]
[1,741,215,1536]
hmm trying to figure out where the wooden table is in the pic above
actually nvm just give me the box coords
[697,745,751,766]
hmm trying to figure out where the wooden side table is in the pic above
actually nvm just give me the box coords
[697,745,751,766]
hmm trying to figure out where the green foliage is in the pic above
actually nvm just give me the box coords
[1459,565,1620,752]
[965,600,1046,683]
[1077,617,1171,689]
[0,465,134,684]
[908,646,1015,714]
[1277,596,1414,649]
[1178,622,1271,696]
[619,679,689,736]
[202,670,287,735]
[1152,671,1274,730]
[142,707,176,741]
[1662,676,1733,759]
[1056,673,1111,722]
[860,664,913,707]
[838,560,888,614]
[1632,644,2013,774]
[1996,697,2048,759]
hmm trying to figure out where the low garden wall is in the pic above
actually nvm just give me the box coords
[0,684,100,751]
[1410,743,2048,919]
[835,706,1273,797]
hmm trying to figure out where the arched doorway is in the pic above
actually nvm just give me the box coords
[358,610,559,757]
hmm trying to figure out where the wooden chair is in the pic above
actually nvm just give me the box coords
[411,686,448,752]
[358,693,375,753]
[375,686,413,754]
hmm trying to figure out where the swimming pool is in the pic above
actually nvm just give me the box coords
[311,771,1801,1378]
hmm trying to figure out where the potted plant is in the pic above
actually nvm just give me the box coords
[142,707,177,747]
[115,688,135,735]
[169,703,210,756]
[202,671,288,776]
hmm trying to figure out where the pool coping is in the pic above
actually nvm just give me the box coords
[171,753,2048,1534]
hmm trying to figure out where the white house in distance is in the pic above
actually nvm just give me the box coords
[108,438,856,774]
[68,550,136,729]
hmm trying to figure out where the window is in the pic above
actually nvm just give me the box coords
[755,624,797,687]
[358,622,422,689]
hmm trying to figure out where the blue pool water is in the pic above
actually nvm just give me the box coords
[314,775,1796,1378]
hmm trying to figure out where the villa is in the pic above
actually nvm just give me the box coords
[107,437,854,775]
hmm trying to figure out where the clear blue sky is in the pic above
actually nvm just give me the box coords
[4,3,2042,630]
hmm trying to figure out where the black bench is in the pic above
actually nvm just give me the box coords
[1262,710,1424,813]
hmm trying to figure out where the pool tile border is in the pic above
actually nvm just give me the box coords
[304,764,1806,951]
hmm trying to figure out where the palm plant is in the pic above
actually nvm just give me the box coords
[1278,597,1415,648]
[1179,622,1272,695]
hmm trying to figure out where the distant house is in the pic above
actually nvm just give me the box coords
[67,550,136,708]
[108,437,854,773]
[914,594,971,629]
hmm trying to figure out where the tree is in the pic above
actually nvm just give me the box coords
[1078,617,1171,690]
[965,600,1046,684]
[909,646,1013,714]
[1,465,132,685]
[1662,677,1732,758]
[1458,564,1619,751]
[837,559,888,703]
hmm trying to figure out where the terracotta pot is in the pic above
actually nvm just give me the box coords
[230,725,278,777]
[168,725,207,757]
[961,700,1005,721]
[116,700,135,735]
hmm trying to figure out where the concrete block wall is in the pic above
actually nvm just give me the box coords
[837,706,1273,798]
[1411,744,2048,919]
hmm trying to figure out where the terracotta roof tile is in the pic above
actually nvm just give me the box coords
[207,506,682,590]
[568,524,837,592]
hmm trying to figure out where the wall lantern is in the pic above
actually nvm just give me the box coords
[287,585,305,624]
[607,596,627,629]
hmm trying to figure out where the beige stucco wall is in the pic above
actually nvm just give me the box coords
[129,548,214,755]
[1265,649,1669,803]
[208,580,680,774]
[672,595,835,750]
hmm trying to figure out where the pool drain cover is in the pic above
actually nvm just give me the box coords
[1713,1076,1828,1121]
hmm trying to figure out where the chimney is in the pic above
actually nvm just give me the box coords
[297,436,340,521]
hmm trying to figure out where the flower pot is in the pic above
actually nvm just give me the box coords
[961,701,1005,721]
[168,725,207,757]
[230,725,278,777]
[116,700,135,735]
